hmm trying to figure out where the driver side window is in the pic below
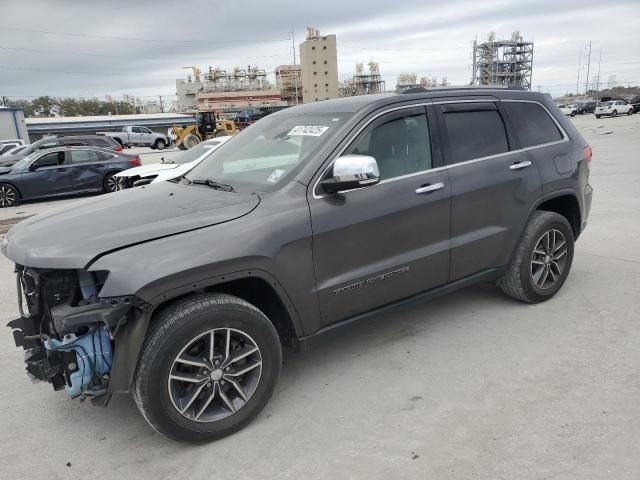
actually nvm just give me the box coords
[33,151,65,168]
[345,111,432,180]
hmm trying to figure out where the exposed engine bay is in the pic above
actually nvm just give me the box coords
[7,266,149,403]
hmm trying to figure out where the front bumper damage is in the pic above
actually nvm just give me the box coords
[7,266,151,406]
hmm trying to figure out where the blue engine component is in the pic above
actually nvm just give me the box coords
[44,326,112,397]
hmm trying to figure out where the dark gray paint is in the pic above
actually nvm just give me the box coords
[4,88,593,344]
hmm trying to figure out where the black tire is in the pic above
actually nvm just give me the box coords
[183,133,200,149]
[0,183,19,208]
[113,138,124,147]
[627,108,633,116]
[133,293,282,443]
[154,138,166,150]
[570,111,576,117]
[595,115,601,119]
[611,110,618,117]
[103,172,119,192]
[498,211,574,303]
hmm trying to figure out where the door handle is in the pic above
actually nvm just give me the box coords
[415,182,445,194]
[509,160,532,170]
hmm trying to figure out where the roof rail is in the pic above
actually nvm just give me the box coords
[400,85,526,94]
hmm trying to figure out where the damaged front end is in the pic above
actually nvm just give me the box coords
[8,265,150,405]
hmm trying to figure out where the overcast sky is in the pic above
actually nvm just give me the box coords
[1,0,639,101]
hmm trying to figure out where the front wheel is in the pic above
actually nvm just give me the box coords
[0,183,19,208]
[133,294,282,443]
[595,115,601,119]
[498,211,574,303]
[183,133,200,149]
[570,111,576,117]
[627,108,633,116]
[154,138,166,150]
[611,110,618,117]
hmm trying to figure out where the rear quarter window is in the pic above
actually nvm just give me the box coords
[503,102,563,148]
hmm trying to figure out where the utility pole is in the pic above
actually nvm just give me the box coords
[158,95,164,113]
[290,26,299,105]
[576,49,582,96]
[584,41,592,95]
[595,45,603,94]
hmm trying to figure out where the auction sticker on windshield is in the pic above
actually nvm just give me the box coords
[288,126,329,136]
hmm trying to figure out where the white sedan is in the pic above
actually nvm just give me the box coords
[594,100,634,118]
[115,137,231,189]
[557,104,577,117]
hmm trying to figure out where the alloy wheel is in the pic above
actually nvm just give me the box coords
[168,328,263,423]
[0,185,17,207]
[106,174,119,192]
[530,229,568,290]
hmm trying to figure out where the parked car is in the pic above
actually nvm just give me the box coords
[0,139,25,156]
[594,100,634,118]
[0,146,140,207]
[97,125,169,150]
[3,87,593,442]
[0,135,123,167]
[628,96,640,113]
[2,144,29,157]
[115,136,231,189]
[557,104,577,117]
[576,101,596,114]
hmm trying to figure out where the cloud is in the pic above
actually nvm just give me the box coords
[0,0,638,100]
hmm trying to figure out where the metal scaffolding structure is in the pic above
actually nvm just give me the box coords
[341,61,386,96]
[472,32,534,90]
[202,65,271,92]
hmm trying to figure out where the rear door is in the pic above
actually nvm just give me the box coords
[435,100,542,280]
[67,148,108,191]
[19,150,71,198]
[309,105,452,326]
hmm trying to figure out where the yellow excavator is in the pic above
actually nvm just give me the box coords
[171,112,238,150]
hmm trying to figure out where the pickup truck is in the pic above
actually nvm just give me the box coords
[97,126,169,150]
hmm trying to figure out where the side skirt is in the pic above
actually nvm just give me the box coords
[298,267,505,350]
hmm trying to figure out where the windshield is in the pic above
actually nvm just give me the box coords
[166,141,222,165]
[11,150,40,170]
[184,112,351,192]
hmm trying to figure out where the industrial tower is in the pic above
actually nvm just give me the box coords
[472,32,534,90]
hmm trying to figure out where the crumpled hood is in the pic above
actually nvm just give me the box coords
[114,162,178,178]
[3,181,259,269]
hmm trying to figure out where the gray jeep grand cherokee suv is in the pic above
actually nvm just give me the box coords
[3,87,593,442]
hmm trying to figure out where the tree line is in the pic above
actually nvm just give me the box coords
[1,96,140,117]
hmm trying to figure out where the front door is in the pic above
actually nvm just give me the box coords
[309,106,451,326]
[435,100,543,280]
[19,150,71,198]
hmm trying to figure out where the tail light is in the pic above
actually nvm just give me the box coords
[128,157,141,167]
[114,145,123,152]
[583,145,592,165]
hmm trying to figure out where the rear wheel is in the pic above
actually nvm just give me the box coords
[627,108,633,116]
[154,138,166,150]
[103,172,119,193]
[498,211,574,303]
[183,134,200,149]
[113,138,124,147]
[570,111,576,117]
[133,294,282,443]
[0,183,18,208]
[595,115,601,119]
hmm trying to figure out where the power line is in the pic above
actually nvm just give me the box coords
[0,46,291,61]
[0,65,182,77]
[0,25,289,44]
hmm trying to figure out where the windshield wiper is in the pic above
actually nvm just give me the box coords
[188,178,235,192]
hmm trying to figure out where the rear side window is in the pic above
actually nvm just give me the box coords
[503,102,563,148]
[70,150,102,164]
[443,109,509,164]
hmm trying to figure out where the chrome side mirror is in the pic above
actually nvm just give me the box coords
[321,155,380,194]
